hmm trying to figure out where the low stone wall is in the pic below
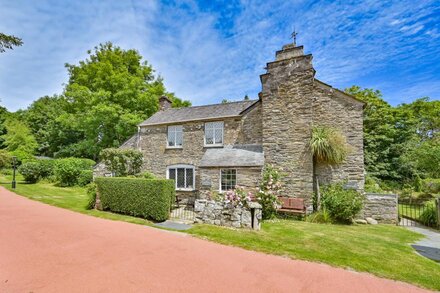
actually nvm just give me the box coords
[194,199,262,230]
[362,193,398,224]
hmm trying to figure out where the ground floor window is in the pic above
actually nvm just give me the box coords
[220,169,237,191]
[167,165,195,191]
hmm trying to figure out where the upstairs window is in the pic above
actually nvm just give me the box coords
[167,125,183,148]
[220,169,237,191]
[205,121,224,146]
[167,165,195,191]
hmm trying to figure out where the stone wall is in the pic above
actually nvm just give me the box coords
[313,82,365,191]
[237,102,263,144]
[198,167,262,199]
[362,193,398,224]
[194,199,262,230]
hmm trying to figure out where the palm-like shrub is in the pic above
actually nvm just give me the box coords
[310,126,351,211]
[309,126,349,164]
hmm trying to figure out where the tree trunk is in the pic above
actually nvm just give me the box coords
[312,156,321,211]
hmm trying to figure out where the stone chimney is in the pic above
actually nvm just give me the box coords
[159,95,172,111]
[275,44,305,61]
[260,42,315,207]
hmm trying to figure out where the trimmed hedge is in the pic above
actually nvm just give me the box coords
[95,177,175,222]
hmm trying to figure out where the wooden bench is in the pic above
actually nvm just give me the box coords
[277,197,306,215]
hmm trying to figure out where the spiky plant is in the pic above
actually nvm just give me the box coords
[310,126,349,164]
[310,126,351,211]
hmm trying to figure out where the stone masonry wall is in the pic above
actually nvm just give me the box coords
[362,193,398,224]
[194,199,262,230]
[313,83,365,191]
[261,52,316,209]
[198,167,262,199]
[237,102,263,144]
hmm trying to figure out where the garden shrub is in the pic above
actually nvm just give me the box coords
[306,209,332,224]
[99,148,143,176]
[37,159,56,179]
[135,171,156,179]
[18,162,42,183]
[54,158,96,186]
[422,178,440,194]
[85,182,97,210]
[414,175,423,192]
[257,164,282,220]
[9,149,36,165]
[0,150,12,169]
[419,200,438,227]
[321,182,364,224]
[95,177,175,221]
[78,170,93,186]
[364,175,383,193]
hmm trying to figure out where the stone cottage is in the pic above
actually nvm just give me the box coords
[95,41,365,212]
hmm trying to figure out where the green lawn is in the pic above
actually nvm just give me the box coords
[1,176,439,290]
[0,174,151,225]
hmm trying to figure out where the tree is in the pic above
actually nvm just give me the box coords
[346,86,440,183]
[20,42,190,159]
[345,86,400,180]
[0,33,23,53]
[309,126,350,210]
[22,95,67,156]
[1,118,38,154]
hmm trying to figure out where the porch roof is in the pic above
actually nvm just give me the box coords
[199,144,264,168]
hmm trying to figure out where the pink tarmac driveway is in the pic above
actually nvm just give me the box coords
[0,187,431,293]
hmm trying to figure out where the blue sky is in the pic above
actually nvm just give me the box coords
[0,0,439,111]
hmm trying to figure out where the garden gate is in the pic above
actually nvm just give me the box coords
[398,197,439,229]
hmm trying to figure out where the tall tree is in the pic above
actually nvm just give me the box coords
[0,33,23,53]
[59,42,189,159]
[1,118,37,154]
[345,86,399,180]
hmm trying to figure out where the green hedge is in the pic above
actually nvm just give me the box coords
[422,178,440,194]
[95,177,175,222]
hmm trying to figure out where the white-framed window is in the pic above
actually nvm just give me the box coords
[167,165,195,191]
[220,169,237,191]
[167,125,183,148]
[204,121,224,146]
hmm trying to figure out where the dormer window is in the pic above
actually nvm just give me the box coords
[204,121,223,146]
[167,125,183,148]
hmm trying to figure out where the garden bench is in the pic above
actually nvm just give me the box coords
[277,197,306,215]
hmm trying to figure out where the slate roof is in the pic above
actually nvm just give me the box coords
[139,100,259,126]
[199,144,264,167]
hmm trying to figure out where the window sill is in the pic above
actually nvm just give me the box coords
[166,146,183,150]
[175,189,196,192]
[204,144,224,148]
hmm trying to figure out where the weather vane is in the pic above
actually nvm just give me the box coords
[291,28,298,45]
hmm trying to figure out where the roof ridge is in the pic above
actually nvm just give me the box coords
[163,99,258,111]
